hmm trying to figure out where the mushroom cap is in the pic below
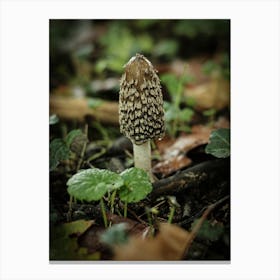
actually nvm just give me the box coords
[119,54,165,145]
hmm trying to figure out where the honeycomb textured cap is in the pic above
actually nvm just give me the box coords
[119,54,165,145]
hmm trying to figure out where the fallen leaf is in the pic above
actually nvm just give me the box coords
[77,214,150,259]
[153,125,211,176]
[50,219,95,260]
[184,78,230,111]
[77,224,112,259]
[113,198,223,261]
[152,155,192,177]
[113,223,191,261]
[157,57,230,111]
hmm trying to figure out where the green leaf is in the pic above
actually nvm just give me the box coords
[205,128,230,158]
[179,108,194,122]
[100,223,128,246]
[153,40,178,58]
[67,129,87,155]
[65,129,83,148]
[119,168,152,203]
[202,60,221,75]
[191,219,224,242]
[185,96,196,107]
[50,139,70,171]
[164,103,178,122]
[203,108,216,117]
[74,44,94,60]
[49,114,59,125]
[161,74,179,96]
[67,168,124,202]
[95,22,154,73]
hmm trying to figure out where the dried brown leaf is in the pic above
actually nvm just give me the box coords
[184,78,230,111]
[114,223,192,261]
[153,125,211,176]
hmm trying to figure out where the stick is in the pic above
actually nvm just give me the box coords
[150,158,229,198]
[181,195,230,259]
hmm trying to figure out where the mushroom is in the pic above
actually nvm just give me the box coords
[119,53,165,181]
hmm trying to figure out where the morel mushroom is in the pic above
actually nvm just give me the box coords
[119,53,165,181]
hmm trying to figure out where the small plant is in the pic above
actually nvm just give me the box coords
[205,128,230,158]
[161,72,195,137]
[167,196,180,224]
[66,167,153,226]
[203,108,217,126]
[202,53,230,80]
[49,128,87,171]
[95,23,154,74]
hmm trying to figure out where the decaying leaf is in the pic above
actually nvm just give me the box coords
[157,57,230,111]
[153,125,211,176]
[113,195,224,261]
[50,219,95,260]
[77,214,149,259]
[184,78,230,111]
[113,223,192,260]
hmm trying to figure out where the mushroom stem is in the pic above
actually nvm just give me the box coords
[133,140,154,182]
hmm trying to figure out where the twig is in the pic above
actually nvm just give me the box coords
[150,158,229,199]
[127,207,148,226]
[181,195,230,259]
[180,195,230,226]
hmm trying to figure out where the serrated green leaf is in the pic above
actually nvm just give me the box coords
[119,168,152,203]
[67,169,124,202]
[69,132,87,155]
[65,129,83,148]
[50,139,70,171]
[191,219,224,242]
[205,128,230,158]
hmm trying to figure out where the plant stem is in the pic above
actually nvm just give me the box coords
[110,190,117,214]
[124,199,128,218]
[76,123,88,172]
[167,206,175,224]
[146,207,153,227]
[133,140,154,182]
[66,195,73,222]
[100,198,108,228]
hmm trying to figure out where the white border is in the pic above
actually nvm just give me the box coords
[1,0,279,279]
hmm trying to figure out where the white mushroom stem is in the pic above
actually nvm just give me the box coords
[133,140,154,182]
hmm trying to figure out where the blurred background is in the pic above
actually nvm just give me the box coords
[50,19,230,140]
